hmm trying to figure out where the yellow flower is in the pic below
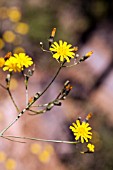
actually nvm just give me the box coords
[8,7,21,22]
[69,120,92,143]
[0,57,5,67]
[87,143,95,152]
[0,38,5,49]
[49,40,76,62]
[38,150,51,163]
[30,143,41,155]
[3,53,33,72]
[5,158,16,170]
[3,57,21,72]
[14,53,33,68]
[15,22,29,35]
[3,31,16,43]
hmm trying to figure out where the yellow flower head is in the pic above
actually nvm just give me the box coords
[30,143,41,155]
[69,120,92,143]
[3,57,21,72]
[13,53,33,68]
[3,53,33,72]
[15,22,29,35]
[87,143,95,152]
[8,7,21,22]
[3,31,16,43]
[49,40,76,63]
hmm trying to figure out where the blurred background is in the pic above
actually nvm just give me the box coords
[0,0,113,169]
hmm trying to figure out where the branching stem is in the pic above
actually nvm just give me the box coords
[0,63,64,136]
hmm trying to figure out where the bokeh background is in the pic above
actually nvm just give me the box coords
[0,0,113,169]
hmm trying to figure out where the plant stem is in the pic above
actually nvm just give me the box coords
[7,88,20,112]
[0,83,6,90]
[0,117,19,135]
[24,75,29,106]
[3,135,78,144]
[39,63,64,98]
[25,85,28,106]
[0,64,64,135]
[2,136,26,143]
[26,63,64,108]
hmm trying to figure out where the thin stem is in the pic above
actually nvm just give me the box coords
[0,83,6,90]
[2,136,26,143]
[25,85,28,106]
[3,135,78,144]
[31,103,48,107]
[41,49,51,53]
[0,118,18,135]
[39,63,64,98]
[28,109,46,115]
[25,82,29,106]
[24,76,29,106]
[63,62,78,68]
[5,72,19,112]
[7,88,20,112]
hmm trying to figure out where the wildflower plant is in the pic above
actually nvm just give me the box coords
[0,28,95,154]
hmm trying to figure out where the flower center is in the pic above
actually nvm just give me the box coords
[77,126,86,136]
[57,47,67,56]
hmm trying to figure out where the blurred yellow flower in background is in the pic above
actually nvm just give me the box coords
[30,143,41,155]
[15,22,29,35]
[38,144,54,163]
[5,158,16,170]
[3,31,16,43]
[0,38,5,49]
[38,150,51,163]
[8,7,21,22]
